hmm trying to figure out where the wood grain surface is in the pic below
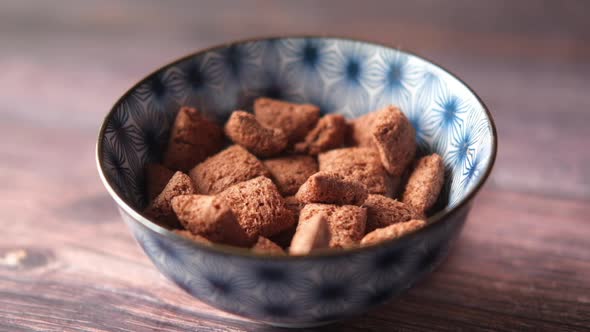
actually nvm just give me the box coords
[1,1,589,331]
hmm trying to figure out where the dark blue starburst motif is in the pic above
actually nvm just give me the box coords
[374,247,405,270]
[105,107,142,173]
[209,42,262,86]
[368,49,418,110]
[101,135,134,201]
[255,265,287,283]
[445,107,488,169]
[432,87,469,146]
[137,231,192,288]
[353,243,422,292]
[240,260,311,306]
[414,239,450,277]
[281,38,335,97]
[181,253,257,315]
[107,97,164,207]
[207,42,263,114]
[292,259,367,320]
[122,105,167,206]
[406,90,437,154]
[176,54,221,114]
[302,42,320,68]
[240,281,302,321]
[317,282,349,302]
[324,41,374,116]
[453,134,490,203]
[364,286,396,306]
[262,304,290,318]
[461,144,488,190]
[446,125,476,169]
[133,70,184,125]
[132,102,168,161]
[224,46,243,79]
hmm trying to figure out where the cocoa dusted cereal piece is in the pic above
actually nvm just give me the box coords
[224,111,288,157]
[145,163,175,201]
[289,214,330,255]
[163,106,224,172]
[189,145,270,194]
[294,114,348,155]
[372,105,416,176]
[349,112,379,147]
[360,219,426,246]
[402,153,445,214]
[362,194,421,233]
[318,147,393,196]
[299,203,366,248]
[296,171,368,206]
[254,97,320,144]
[263,155,318,195]
[173,230,211,245]
[144,172,195,227]
[251,236,286,255]
[218,176,295,239]
[171,195,251,247]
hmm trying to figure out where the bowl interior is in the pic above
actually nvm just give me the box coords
[98,37,495,220]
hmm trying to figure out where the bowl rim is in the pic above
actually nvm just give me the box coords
[96,34,498,260]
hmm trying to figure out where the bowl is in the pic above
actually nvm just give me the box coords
[96,36,497,327]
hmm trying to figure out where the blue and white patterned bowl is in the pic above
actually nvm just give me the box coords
[96,36,497,327]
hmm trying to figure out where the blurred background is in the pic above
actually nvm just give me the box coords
[1,1,589,331]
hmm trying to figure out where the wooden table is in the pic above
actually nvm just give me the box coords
[1,1,589,331]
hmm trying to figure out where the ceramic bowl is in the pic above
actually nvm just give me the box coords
[96,36,497,328]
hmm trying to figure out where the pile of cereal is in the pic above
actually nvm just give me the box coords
[143,99,444,255]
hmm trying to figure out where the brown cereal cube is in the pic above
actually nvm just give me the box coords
[254,97,320,144]
[318,147,393,196]
[145,163,175,201]
[218,176,295,239]
[362,194,421,233]
[299,203,366,248]
[296,171,368,206]
[171,195,251,247]
[224,110,288,157]
[289,214,330,255]
[360,219,426,246]
[349,112,379,147]
[402,153,445,214]
[251,236,286,255]
[144,172,196,227]
[294,114,348,155]
[372,105,416,176]
[263,155,318,195]
[189,145,270,194]
[173,229,211,245]
[163,106,224,171]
